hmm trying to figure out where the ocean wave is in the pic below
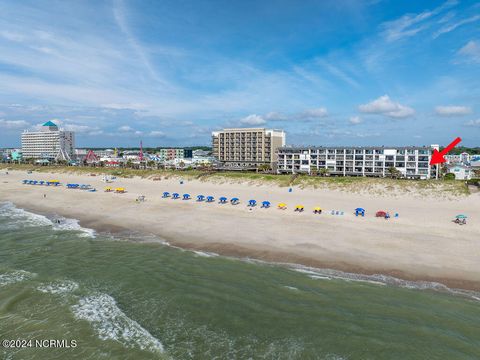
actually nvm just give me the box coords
[0,270,37,287]
[291,265,480,301]
[0,202,95,237]
[51,217,96,238]
[192,250,219,258]
[71,293,164,353]
[0,201,52,228]
[37,280,79,294]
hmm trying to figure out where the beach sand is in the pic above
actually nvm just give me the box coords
[1,169,479,290]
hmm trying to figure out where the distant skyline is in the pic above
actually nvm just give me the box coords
[1,0,479,148]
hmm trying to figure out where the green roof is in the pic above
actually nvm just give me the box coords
[42,121,58,127]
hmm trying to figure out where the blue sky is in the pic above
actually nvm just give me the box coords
[0,0,479,148]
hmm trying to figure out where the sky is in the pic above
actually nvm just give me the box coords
[0,0,479,148]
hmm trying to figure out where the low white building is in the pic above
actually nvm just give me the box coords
[447,164,473,180]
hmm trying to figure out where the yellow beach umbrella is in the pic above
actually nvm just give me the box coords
[314,207,321,211]
[278,203,287,209]
[104,187,112,192]
[295,205,304,209]
[115,187,125,193]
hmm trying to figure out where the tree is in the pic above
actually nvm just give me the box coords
[319,168,329,177]
[387,166,402,179]
[257,164,271,173]
[443,173,456,180]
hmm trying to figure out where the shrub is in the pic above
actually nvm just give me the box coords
[443,173,456,180]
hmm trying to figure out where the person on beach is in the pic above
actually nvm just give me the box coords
[43,194,46,198]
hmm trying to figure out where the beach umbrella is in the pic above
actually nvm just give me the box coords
[105,187,112,192]
[314,207,322,211]
[172,192,179,199]
[219,196,227,203]
[197,195,205,201]
[376,211,387,217]
[22,180,28,184]
[261,201,270,208]
[295,205,304,209]
[163,192,170,197]
[355,208,365,212]
[206,196,214,202]
[278,203,287,209]
[248,199,257,206]
[230,197,239,204]
[183,193,191,200]
[455,214,467,219]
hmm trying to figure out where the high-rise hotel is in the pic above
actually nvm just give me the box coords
[277,145,440,179]
[212,128,286,169]
[21,121,75,161]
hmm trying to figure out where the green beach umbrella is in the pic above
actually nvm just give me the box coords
[455,214,467,219]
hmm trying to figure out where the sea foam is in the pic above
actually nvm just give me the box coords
[0,270,37,287]
[37,280,79,295]
[71,293,164,353]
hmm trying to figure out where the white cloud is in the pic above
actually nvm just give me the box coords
[264,112,288,121]
[349,116,362,124]
[239,114,266,125]
[0,119,29,129]
[381,0,458,42]
[465,119,480,127]
[119,125,134,132]
[457,40,480,63]
[435,105,472,116]
[359,95,415,118]
[299,107,328,119]
[149,130,165,137]
[433,15,480,38]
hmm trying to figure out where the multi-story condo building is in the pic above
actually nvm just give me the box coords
[21,121,75,160]
[277,145,439,179]
[157,148,185,161]
[212,128,286,169]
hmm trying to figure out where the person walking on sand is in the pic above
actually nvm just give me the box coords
[43,194,46,198]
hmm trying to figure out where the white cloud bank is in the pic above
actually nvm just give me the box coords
[435,105,472,116]
[358,95,415,118]
[349,116,362,124]
[239,114,266,126]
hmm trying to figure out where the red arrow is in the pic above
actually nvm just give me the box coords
[430,137,462,165]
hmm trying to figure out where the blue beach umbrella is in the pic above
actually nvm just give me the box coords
[219,196,227,203]
[197,195,205,201]
[206,196,214,202]
[261,201,270,208]
[230,197,239,204]
[163,192,170,198]
[22,180,28,184]
[183,193,191,200]
[172,193,179,199]
[248,199,257,207]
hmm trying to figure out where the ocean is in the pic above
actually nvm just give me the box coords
[0,201,479,360]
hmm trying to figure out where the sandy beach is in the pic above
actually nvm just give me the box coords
[1,169,479,290]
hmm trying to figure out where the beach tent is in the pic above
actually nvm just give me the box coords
[172,193,180,199]
[231,197,240,205]
[183,194,191,200]
[206,196,214,203]
[295,205,304,212]
[261,201,271,208]
[197,195,205,201]
[248,200,256,207]
[314,207,322,214]
[278,203,287,210]
[163,192,170,198]
[219,197,227,203]
[355,208,365,217]
[376,211,387,218]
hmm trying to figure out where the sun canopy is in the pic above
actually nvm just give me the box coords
[455,214,467,219]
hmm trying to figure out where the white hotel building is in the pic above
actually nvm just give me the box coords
[21,121,75,161]
[277,145,439,179]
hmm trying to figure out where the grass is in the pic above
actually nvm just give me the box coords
[1,163,470,197]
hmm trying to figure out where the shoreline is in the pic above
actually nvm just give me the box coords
[1,170,479,292]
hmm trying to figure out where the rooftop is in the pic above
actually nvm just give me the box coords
[42,121,58,127]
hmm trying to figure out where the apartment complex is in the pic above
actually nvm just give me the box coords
[21,121,75,160]
[277,146,439,179]
[157,148,185,161]
[212,128,286,169]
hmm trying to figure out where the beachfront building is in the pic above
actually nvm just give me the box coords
[157,148,185,161]
[445,152,471,165]
[447,164,473,180]
[277,145,440,179]
[212,128,286,169]
[21,121,75,161]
